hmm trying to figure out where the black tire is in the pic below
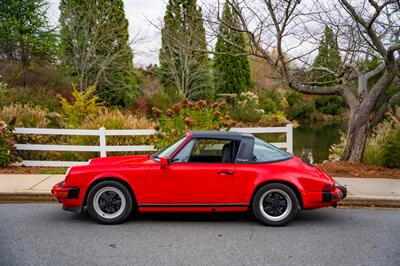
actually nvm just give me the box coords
[87,180,133,224]
[252,183,299,226]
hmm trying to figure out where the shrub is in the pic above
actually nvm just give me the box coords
[0,103,49,127]
[328,107,400,165]
[328,133,346,161]
[147,88,185,113]
[0,77,6,105]
[81,109,153,130]
[0,103,68,161]
[0,121,20,166]
[151,99,235,150]
[68,109,154,160]
[229,92,265,123]
[58,84,103,127]
[284,91,315,120]
[363,143,385,166]
[381,127,400,168]
[3,86,61,111]
[258,90,280,114]
[259,112,290,127]
[314,96,346,116]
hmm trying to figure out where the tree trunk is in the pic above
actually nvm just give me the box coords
[340,111,370,163]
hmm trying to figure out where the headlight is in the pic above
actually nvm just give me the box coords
[88,159,92,165]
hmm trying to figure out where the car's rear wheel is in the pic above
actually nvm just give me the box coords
[87,180,133,224]
[252,183,299,226]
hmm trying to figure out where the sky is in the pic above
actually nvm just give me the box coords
[48,0,168,67]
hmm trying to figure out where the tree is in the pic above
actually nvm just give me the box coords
[206,0,400,163]
[59,0,138,106]
[159,0,212,99]
[311,26,342,85]
[0,0,56,67]
[213,2,252,94]
[311,25,345,115]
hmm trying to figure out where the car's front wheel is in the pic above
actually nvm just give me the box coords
[252,183,299,226]
[87,180,133,224]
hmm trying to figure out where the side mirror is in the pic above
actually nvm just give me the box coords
[160,156,169,169]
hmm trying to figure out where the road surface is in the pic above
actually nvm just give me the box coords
[0,204,399,266]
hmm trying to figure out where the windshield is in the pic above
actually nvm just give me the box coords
[251,137,292,162]
[153,135,187,160]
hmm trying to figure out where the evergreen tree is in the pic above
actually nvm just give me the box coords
[311,26,342,85]
[59,0,137,106]
[312,26,345,115]
[159,0,212,99]
[0,0,56,67]
[213,3,252,94]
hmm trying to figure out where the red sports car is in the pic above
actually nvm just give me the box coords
[52,130,347,226]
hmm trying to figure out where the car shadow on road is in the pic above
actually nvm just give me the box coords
[54,206,347,227]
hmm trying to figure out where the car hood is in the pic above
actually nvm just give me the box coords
[88,155,153,165]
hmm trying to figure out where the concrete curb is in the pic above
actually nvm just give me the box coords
[0,192,56,203]
[337,197,400,208]
[1,193,400,208]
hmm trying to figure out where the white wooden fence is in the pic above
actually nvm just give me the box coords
[13,124,293,167]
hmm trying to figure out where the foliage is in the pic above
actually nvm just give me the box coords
[147,89,185,113]
[159,0,212,99]
[0,0,57,67]
[81,109,153,131]
[258,90,285,115]
[2,86,61,111]
[0,121,20,166]
[329,107,400,167]
[58,84,103,127]
[381,127,400,168]
[151,99,235,150]
[229,92,265,123]
[59,0,138,106]
[311,25,342,85]
[258,112,290,127]
[213,2,253,94]
[0,103,49,128]
[0,78,6,105]
[328,133,346,161]
[284,91,315,120]
[68,109,154,160]
[314,96,346,116]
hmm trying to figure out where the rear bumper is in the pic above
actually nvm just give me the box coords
[322,185,347,202]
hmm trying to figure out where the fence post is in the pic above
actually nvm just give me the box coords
[99,127,107,157]
[286,124,293,154]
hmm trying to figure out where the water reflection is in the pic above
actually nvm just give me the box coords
[256,121,347,163]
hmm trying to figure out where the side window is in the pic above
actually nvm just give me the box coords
[251,138,292,162]
[188,139,238,163]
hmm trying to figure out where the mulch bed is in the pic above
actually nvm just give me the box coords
[0,166,66,174]
[316,161,400,179]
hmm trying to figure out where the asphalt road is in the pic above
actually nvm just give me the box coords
[0,204,399,266]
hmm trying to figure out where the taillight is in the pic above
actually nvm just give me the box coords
[322,183,335,192]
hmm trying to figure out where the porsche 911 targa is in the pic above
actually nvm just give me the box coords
[52,130,347,226]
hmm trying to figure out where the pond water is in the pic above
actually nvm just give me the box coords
[256,121,348,163]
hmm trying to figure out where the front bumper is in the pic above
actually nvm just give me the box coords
[51,181,80,199]
[322,185,347,202]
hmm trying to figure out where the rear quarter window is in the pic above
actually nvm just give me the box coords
[250,138,292,163]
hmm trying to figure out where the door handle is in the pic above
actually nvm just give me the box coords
[218,170,233,175]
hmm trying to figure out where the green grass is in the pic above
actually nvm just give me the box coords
[38,168,68,175]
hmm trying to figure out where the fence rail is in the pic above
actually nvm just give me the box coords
[13,125,293,167]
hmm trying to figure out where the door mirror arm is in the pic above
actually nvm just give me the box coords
[160,156,170,169]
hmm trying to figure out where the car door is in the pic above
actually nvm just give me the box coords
[147,138,238,204]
